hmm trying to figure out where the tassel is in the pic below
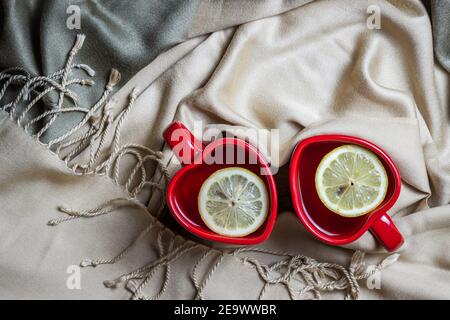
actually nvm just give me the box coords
[106,68,121,90]
[349,250,366,274]
[76,64,96,77]
[81,79,95,86]
[130,87,139,98]
[380,253,400,268]
[71,34,86,55]
[103,280,117,288]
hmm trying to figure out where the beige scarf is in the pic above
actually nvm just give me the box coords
[0,0,449,299]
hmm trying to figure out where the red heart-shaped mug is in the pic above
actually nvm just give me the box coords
[164,121,278,245]
[289,135,404,251]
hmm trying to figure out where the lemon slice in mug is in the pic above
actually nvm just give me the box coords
[315,145,388,217]
[198,167,269,237]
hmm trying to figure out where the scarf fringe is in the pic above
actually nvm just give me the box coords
[0,34,399,300]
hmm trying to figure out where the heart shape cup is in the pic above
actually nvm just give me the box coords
[289,135,404,251]
[164,121,278,245]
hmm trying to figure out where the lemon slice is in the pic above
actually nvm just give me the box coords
[315,145,388,217]
[198,167,269,237]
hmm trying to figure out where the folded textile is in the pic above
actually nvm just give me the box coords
[0,0,312,141]
[0,0,449,299]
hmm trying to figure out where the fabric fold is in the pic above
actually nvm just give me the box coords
[0,0,449,299]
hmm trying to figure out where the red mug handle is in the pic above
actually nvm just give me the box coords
[163,121,205,166]
[369,212,404,251]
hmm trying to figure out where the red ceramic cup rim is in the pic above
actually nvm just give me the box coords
[167,137,278,245]
[289,134,402,246]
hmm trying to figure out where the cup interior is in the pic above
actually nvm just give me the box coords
[292,137,398,241]
[168,138,277,244]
